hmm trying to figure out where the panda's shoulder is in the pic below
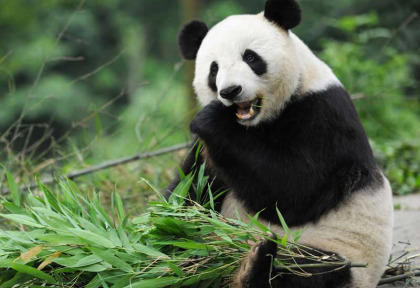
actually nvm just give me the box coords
[276,85,362,133]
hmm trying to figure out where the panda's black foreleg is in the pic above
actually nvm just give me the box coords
[165,137,227,210]
[165,139,201,199]
[233,234,278,288]
[234,237,353,288]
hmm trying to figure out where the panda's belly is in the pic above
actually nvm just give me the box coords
[221,174,394,288]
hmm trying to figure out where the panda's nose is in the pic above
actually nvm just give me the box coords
[219,85,242,100]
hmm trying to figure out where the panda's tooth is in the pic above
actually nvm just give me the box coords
[249,107,254,117]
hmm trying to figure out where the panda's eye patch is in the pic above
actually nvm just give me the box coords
[208,61,218,92]
[210,62,219,76]
[244,51,256,63]
[242,49,267,76]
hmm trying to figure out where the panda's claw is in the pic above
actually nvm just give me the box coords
[232,234,278,288]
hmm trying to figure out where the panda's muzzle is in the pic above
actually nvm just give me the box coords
[234,97,262,121]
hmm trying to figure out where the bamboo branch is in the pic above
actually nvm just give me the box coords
[274,261,367,272]
[1,142,191,195]
[378,271,420,285]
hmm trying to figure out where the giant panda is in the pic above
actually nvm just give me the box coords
[167,0,394,287]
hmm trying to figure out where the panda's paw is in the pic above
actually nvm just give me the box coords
[233,233,277,288]
[190,100,235,138]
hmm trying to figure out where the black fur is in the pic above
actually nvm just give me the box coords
[208,61,218,92]
[165,139,227,211]
[189,85,382,227]
[243,49,267,76]
[264,0,302,30]
[239,236,352,288]
[178,20,209,60]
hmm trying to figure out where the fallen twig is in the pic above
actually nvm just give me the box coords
[1,142,191,195]
[378,271,420,285]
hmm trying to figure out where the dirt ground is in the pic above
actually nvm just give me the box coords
[379,194,420,287]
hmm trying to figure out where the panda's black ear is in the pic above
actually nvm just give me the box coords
[178,20,209,60]
[264,0,301,30]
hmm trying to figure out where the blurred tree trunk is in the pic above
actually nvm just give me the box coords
[181,0,200,120]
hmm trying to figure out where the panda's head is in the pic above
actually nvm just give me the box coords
[179,0,302,126]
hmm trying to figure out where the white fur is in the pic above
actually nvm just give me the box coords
[221,174,394,288]
[197,11,393,287]
[193,13,341,126]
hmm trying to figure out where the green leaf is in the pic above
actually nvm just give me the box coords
[66,255,102,268]
[177,166,186,180]
[132,214,150,225]
[208,189,215,211]
[110,275,132,288]
[194,141,203,163]
[195,162,209,204]
[89,247,133,273]
[293,229,303,243]
[132,244,169,259]
[85,274,101,288]
[0,214,44,228]
[0,258,13,268]
[157,240,214,250]
[247,212,270,233]
[2,202,28,215]
[276,206,293,241]
[138,178,167,203]
[125,277,179,288]
[97,273,110,288]
[115,192,125,226]
[79,264,108,272]
[11,263,56,283]
[281,234,288,247]
[6,171,20,207]
[36,234,84,245]
[0,271,28,288]
[167,262,185,277]
[69,228,116,248]
[169,172,194,205]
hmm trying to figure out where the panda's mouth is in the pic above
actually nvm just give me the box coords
[234,97,262,122]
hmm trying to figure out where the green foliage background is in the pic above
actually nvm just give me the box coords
[0,0,419,200]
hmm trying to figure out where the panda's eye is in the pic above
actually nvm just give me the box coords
[210,62,219,76]
[244,52,255,63]
[242,49,267,76]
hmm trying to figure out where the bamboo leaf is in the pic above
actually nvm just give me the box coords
[85,274,101,288]
[276,206,293,241]
[6,170,20,207]
[132,214,150,225]
[156,240,214,250]
[89,247,133,273]
[167,262,185,277]
[132,244,169,259]
[38,252,61,270]
[247,214,270,233]
[0,214,44,228]
[281,234,288,247]
[68,228,116,248]
[19,245,43,262]
[11,263,56,283]
[54,255,102,268]
[115,192,125,226]
[0,258,13,268]
[78,264,108,272]
[125,277,179,288]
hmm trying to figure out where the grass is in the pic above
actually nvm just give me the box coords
[0,168,356,287]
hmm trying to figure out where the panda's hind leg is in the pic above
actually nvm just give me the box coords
[233,235,353,288]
